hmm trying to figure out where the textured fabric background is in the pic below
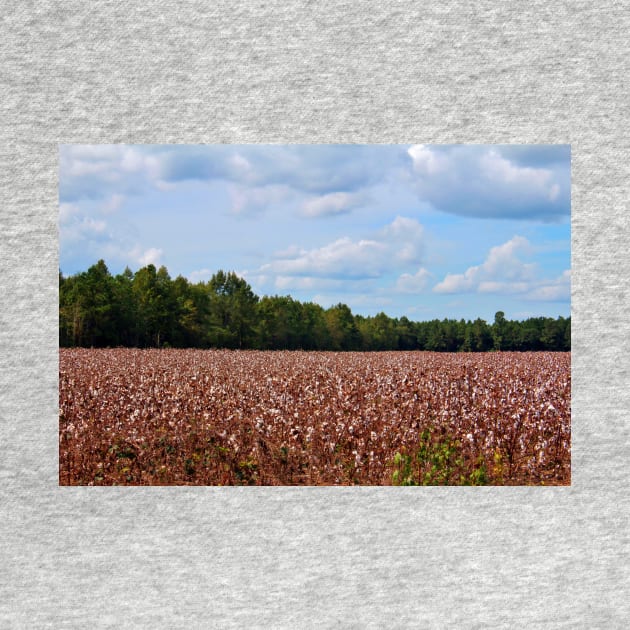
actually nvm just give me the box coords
[1,2,628,627]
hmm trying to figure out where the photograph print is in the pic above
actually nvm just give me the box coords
[59,144,571,486]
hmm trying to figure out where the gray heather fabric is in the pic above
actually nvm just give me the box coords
[1,2,628,628]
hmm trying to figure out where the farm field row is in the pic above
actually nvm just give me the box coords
[59,349,571,485]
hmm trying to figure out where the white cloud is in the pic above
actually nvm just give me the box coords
[479,150,552,190]
[120,148,152,173]
[228,153,254,179]
[59,145,398,209]
[60,144,570,225]
[59,145,165,203]
[137,247,163,266]
[258,216,425,282]
[433,237,570,302]
[434,270,474,294]
[59,186,167,275]
[525,269,571,301]
[242,270,378,300]
[301,192,365,217]
[58,145,570,319]
[406,145,570,220]
[408,144,449,175]
[380,216,426,264]
[395,267,432,293]
[434,236,536,294]
[481,236,536,279]
[60,216,108,244]
[262,237,385,278]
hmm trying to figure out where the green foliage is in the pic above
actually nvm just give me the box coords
[467,458,488,486]
[59,261,571,352]
[325,303,361,350]
[207,270,259,348]
[392,429,488,486]
[235,458,259,485]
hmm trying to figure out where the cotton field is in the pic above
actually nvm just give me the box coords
[59,349,570,485]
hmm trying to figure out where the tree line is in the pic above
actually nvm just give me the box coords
[59,260,570,352]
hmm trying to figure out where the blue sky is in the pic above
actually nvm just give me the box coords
[59,144,571,321]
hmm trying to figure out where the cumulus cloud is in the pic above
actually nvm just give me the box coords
[257,216,425,284]
[407,145,449,175]
[59,145,163,202]
[525,269,571,302]
[58,145,570,319]
[395,268,432,293]
[433,236,570,302]
[60,214,108,244]
[136,247,163,266]
[407,144,570,220]
[59,191,164,272]
[262,237,385,279]
[480,151,552,189]
[59,144,398,206]
[263,144,393,194]
[60,144,570,224]
[380,216,426,264]
[301,192,365,217]
[434,236,536,294]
